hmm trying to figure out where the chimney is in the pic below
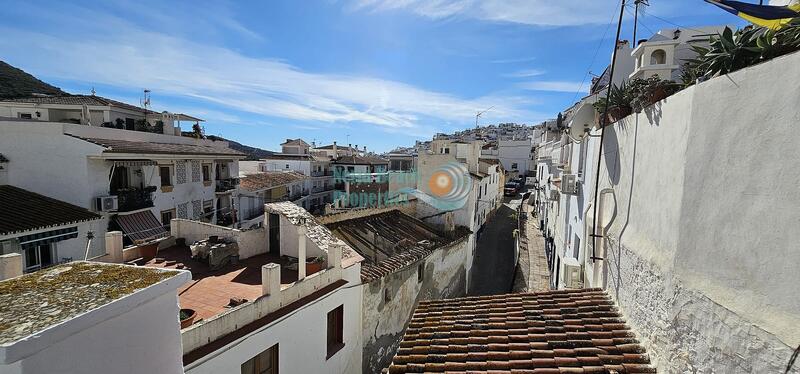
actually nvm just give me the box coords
[333,141,337,155]
[312,141,316,148]
[355,145,359,155]
[363,145,367,154]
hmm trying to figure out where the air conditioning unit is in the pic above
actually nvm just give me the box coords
[563,258,584,289]
[548,189,560,201]
[562,174,578,195]
[95,196,118,212]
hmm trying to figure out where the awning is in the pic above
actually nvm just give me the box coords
[114,211,168,244]
[19,227,79,248]
[112,160,158,167]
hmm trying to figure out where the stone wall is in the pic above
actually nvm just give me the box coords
[361,236,469,374]
[607,239,798,373]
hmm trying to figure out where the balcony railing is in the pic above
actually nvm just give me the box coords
[215,178,239,193]
[112,187,155,212]
[311,170,334,177]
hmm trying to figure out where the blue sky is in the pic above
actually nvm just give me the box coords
[0,0,747,152]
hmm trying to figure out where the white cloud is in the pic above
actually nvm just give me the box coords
[504,69,546,78]
[0,7,548,134]
[348,0,618,26]
[518,81,584,93]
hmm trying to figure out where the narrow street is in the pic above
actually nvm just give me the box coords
[468,196,522,296]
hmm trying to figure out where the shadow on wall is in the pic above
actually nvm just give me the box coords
[603,125,622,186]
[610,116,640,300]
[644,101,664,127]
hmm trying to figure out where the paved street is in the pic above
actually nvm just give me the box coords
[513,199,551,292]
[468,196,522,296]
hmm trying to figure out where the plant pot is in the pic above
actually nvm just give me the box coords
[180,308,196,329]
[139,242,159,260]
[306,261,324,275]
[605,106,632,124]
[649,87,669,103]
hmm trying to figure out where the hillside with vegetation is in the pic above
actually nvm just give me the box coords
[0,61,67,98]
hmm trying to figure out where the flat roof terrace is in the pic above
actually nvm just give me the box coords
[143,246,298,321]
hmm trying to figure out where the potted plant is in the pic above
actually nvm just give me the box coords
[306,256,325,275]
[179,308,196,329]
[593,82,632,125]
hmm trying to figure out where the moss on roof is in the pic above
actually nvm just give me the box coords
[0,262,178,344]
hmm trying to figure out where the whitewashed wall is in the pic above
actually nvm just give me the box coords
[184,265,363,374]
[588,51,800,373]
[170,219,267,259]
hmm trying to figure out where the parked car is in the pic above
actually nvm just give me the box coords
[504,182,521,196]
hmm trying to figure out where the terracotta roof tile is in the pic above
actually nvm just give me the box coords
[389,288,655,374]
[0,185,101,235]
[73,136,245,157]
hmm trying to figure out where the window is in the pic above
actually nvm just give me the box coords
[160,166,173,187]
[202,164,211,182]
[326,305,344,359]
[18,113,32,119]
[285,164,290,169]
[650,49,667,65]
[161,209,175,228]
[417,264,424,283]
[241,344,278,374]
[511,163,518,170]
[125,118,135,131]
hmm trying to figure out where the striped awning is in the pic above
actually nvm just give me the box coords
[114,210,168,244]
[112,160,158,167]
[19,227,79,248]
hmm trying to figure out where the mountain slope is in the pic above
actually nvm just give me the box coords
[0,61,67,98]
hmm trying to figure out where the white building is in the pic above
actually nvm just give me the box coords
[497,138,533,177]
[149,202,365,374]
[0,94,202,135]
[534,33,800,373]
[0,120,245,256]
[0,185,103,273]
[0,262,190,374]
[256,142,335,214]
[630,26,726,81]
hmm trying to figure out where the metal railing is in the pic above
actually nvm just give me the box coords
[112,187,155,212]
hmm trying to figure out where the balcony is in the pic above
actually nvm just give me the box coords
[311,170,334,177]
[112,187,155,212]
[215,178,239,193]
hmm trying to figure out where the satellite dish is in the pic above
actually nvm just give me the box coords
[568,102,596,141]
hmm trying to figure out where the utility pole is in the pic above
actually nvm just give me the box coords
[589,0,627,263]
[633,0,649,44]
[475,106,494,129]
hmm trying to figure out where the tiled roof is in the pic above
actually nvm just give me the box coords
[332,155,388,165]
[315,144,357,151]
[389,288,655,374]
[260,153,313,161]
[326,210,469,282]
[0,185,101,235]
[240,171,307,191]
[280,138,309,147]
[73,137,246,157]
[0,94,160,114]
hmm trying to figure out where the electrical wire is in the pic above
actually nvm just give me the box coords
[570,0,625,104]
[638,7,711,34]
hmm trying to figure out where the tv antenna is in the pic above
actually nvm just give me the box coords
[141,89,151,111]
[475,106,494,128]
